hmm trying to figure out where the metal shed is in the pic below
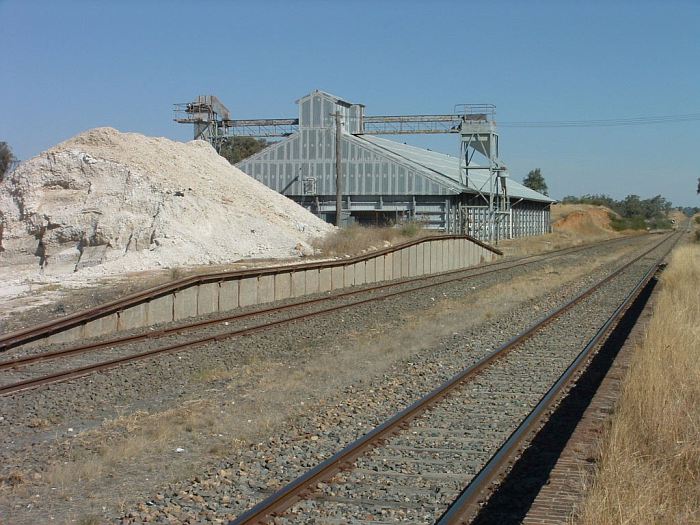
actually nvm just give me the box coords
[231,91,554,240]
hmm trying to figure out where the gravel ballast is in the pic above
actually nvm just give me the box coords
[0,234,670,524]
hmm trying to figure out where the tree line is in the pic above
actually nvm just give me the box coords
[560,193,679,229]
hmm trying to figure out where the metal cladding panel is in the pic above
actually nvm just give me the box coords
[312,95,322,127]
[323,98,334,127]
[358,135,555,203]
[347,104,362,134]
[308,135,455,197]
[301,98,311,126]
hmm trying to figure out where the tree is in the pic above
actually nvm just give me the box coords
[0,142,14,180]
[620,194,644,218]
[522,168,548,196]
[219,137,270,165]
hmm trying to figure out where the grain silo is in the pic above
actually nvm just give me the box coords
[177,90,554,240]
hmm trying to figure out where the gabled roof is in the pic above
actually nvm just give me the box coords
[344,134,464,194]
[295,89,358,107]
[357,136,555,203]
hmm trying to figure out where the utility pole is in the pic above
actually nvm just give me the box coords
[332,112,343,227]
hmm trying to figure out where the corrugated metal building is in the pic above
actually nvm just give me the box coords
[238,91,554,239]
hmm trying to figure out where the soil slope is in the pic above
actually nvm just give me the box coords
[551,204,616,237]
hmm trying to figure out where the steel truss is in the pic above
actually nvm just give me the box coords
[174,96,512,242]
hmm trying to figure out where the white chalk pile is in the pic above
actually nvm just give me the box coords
[0,127,332,278]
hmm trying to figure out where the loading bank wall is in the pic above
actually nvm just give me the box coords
[290,195,552,239]
[7,235,499,350]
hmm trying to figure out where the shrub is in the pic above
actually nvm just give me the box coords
[313,222,428,257]
[398,221,422,237]
[609,214,646,231]
[647,217,674,230]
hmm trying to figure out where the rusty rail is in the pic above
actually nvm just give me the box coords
[0,235,637,373]
[0,234,500,351]
[227,232,678,525]
[436,236,679,524]
[0,235,658,396]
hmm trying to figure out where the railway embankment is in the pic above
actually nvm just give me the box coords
[576,242,699,524]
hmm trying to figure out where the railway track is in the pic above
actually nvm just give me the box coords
[1,235,635,356]
[224,231,680,524]
[0,235,657,396]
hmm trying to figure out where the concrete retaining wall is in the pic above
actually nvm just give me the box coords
[26,236,498,348]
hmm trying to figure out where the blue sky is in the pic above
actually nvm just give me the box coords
[1,0,699,206]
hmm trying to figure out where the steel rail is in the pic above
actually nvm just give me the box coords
[1,235,666,397]
[0,234,502,351]
[435,235,680,524]
[0,235,640,372]
[226,232,679,525]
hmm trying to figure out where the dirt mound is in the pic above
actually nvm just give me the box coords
[551,204,616,237]
[0,127,333,278]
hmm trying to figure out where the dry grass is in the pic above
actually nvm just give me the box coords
[37,251,617,496]
[497,204,626,258]
[43,401,215,489]
[192,367,238,383]
[576,244,700,524]
[313,222,432,257]
[2,240,642,522]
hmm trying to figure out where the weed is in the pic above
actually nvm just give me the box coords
[192,367,237,383]
[77,515,103,525]
[0,469,27,488]
[398,221,422,237]
[577,245,700,523]
[313,223,432,257]
[27,417,50,429]
[609,213,647,231]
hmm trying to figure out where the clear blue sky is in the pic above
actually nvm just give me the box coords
[1,0,699,206]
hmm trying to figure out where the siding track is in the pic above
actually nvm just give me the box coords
[0,236,650,397]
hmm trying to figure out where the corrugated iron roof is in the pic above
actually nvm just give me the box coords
[295,89,358,107]
[357,135,555,203]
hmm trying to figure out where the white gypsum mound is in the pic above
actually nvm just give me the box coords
[0,127,333,277]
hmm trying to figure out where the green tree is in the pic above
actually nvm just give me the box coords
[219,137,270,165]
[0,142,14,180]
[522,168,548,196]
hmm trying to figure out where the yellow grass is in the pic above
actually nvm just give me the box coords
[576,244,700,524]
[313,222,431,257]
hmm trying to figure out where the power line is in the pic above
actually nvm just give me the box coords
[499,113,700,128]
